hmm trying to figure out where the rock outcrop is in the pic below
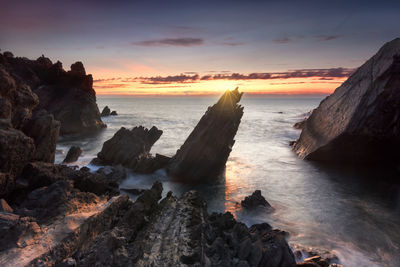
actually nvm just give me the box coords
[0,175,297,267]
[94,126,169,173]
[110,110,118,116]
[63,146,83,163]
[241,190,272,210]
[168,88,244,182]
[0,52,105,135]
[294,38,400,164]
[100,106,111,117]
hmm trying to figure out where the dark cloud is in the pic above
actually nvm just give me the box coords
[139,74,200,84]
[221,42,244,46]
[274,37,292,44]
[94,68,354,85]
[315,35,341,41]
[132,38,204,47]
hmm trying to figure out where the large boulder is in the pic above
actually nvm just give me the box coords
[168,87,244,182]
[294,38,400,164]
[100,106,111,117]
[94,126,165,172]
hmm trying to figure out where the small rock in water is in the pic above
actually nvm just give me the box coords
[110,110,118,116]
[241,190,272,209]
[63,146,82,163]
[0,198,13,212]
[100,106,111,117]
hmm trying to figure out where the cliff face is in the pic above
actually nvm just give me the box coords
[294,38,400,164]
[0,53,105,135]
[168,88,244,182]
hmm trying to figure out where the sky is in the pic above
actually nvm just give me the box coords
[1,0,399,95]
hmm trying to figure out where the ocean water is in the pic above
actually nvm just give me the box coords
[55,95,400,267]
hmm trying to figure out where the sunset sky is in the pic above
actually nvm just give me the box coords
[1,0,399,95]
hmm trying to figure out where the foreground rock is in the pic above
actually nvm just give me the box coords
[94,126,169,173]
[1,52,105,135]
[0,176,297,267]
[63,146,83,163]
[168,88,244,182]
[294,38,400,164]
[241,190,272,210]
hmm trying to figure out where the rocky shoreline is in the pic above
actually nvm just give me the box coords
[0,51,348,266]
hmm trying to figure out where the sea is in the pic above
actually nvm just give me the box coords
[55,95,400,267]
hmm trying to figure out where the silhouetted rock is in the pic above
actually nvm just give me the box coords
[0,52,105,135]
[95,165,126,183]
[23,109,60,163]
[110,110,118,116]
[294,38,400,164]
[241,190,272,209]
[94,126,165,173]
[100,106,111,117]
[63,146,83,163]
[168,88,244,182]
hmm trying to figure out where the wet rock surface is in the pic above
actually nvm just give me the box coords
[168,88,244,182]
[63,146,82,163]
[294,38,400,165]
[1,178,298,267]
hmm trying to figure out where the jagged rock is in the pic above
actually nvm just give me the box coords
[168,88,244,182]
[110,110,118,116]
[100,106,111,117]
[17,162,119,197]
[0,128,35,198]
[0,199,13,212]
[0,52,105,135]
[23,109,60,163]
[2,178,296,267]
[94,126,164,172]
[241,190,272,209]
[63,146,83,163]
[294,38,400,164]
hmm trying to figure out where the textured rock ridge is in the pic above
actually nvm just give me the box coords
[1,178,296,267]
[294,38,400,164]
[168,87,244,182]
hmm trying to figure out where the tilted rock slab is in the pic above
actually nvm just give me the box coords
[294,38,400,164]
[168,88,244,182]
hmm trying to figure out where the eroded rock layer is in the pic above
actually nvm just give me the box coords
[168,88,244,182]
[294,38,400,164]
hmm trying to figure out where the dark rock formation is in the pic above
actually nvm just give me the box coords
[241,190,272,210]
[63,146,83,163]
[294,38,400,164]
[22,109,60,163]
[1,177,296,267]
[100,106,111,117]
[168,88,244,182]
[0,52,105,135]
[95,165,126,184]
[294,119,307,130]
[94,126,168,173]
[110,110,118,116]
[292,244,340,267]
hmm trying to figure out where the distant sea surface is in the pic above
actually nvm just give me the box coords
[56,95,400,267]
